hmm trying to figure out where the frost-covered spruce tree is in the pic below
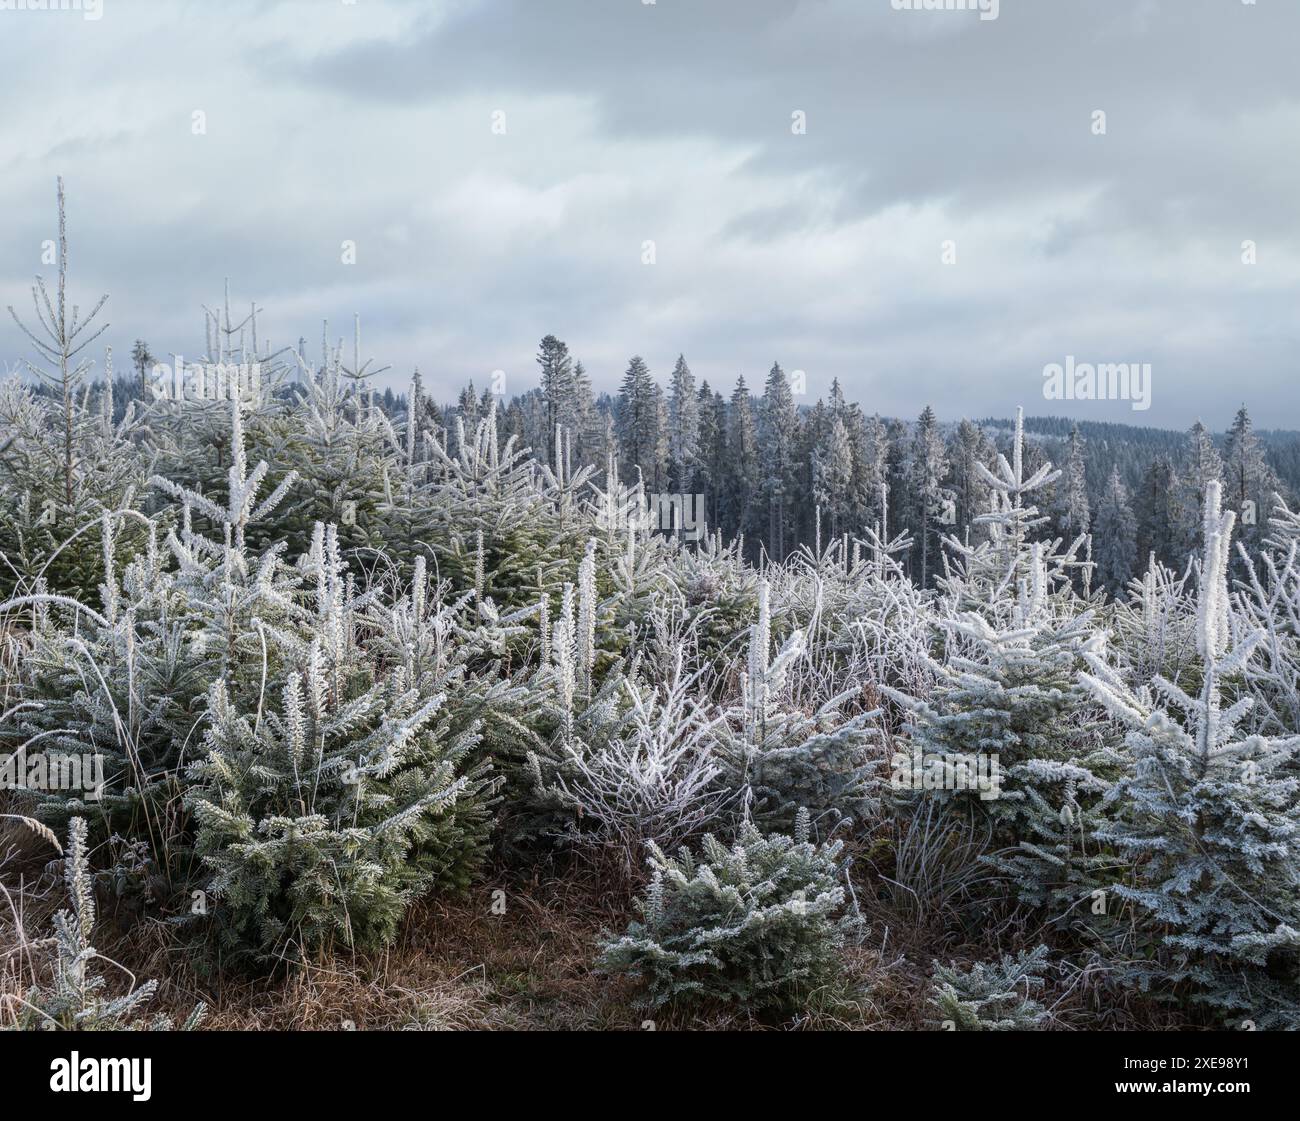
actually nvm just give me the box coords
[4,818,206,1031]
[712,579,879,835]
[2,393,310,855]
[0,180,151,601]
[266,325,402,560]
[938,407,1089,620]
[141,283,294,546]
[0,512,207,849]
[890,430,1112,914]
[665,530,760,666]
[1082,482,1300,1028]
[0,371,150,602]
[928,945,1052,1031]
[151,392,301,684]
[889,550,1122,917]
[360,550,544,860]
[384,400,591,606]
[1057,423,1090,540]
[894,416,1118,915]
[186,526,496,963]
[597,811,853,1011]
[363,552,541,753]
[1223,405,1282,565]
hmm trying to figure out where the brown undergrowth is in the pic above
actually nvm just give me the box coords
[1,824,1183,1032]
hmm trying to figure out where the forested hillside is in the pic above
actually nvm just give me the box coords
[77,332,1300,596]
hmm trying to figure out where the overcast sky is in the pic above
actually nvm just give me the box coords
[1,0,1297,430]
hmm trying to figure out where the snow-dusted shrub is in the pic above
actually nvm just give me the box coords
[1110,554,1198,687]
[1,513,206,844]
[835,573,936,722]
[889,555,1123,917]
[929,945,1052,1031]
[1083,482,1300,1028]
[1235,494,1300,737]
[597,812,854,1011]
[185,529,497,963]
[187,665,491,963]
[525,602,734,879]
[766,529,934,723]
[3,818,206,1031]
[0,183,153,602]
[713,580,880,835]
[528,679,732,880]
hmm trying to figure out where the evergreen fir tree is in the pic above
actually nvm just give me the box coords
[1059,423,1091,539]
[597,812,854,1012]
[616,356,658,487]
[0,179,148,601]
[1093,467,1137,594]
[694,381,725,529]
[713,581,878,835]
[892,551,1121,917]
[667,354,699,497]
[907,406,949,587]
[1180,419,1223,557]
[1223,405,1282,564]
[860,413,891,535]
[5,818,206,1030]
[759,363,799,560]
[812,413,854,541]
[1133,455,1181,571]
[725,376,760,546]
[186,529,497,962]
[651,381,671,494]
[572,360,600,469]
[130,338,154,404]
[537,334,577,465]
[1082,481,1300,1028]
[929,945,1051,1031]
[948,418,993,544]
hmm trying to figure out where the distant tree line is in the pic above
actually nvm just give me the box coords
[69,333,1296,591]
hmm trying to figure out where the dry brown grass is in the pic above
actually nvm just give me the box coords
[117,854,979,1031]
[0,851,921,1031]
[1,832,1185,1032]
[0,813,67,1029]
